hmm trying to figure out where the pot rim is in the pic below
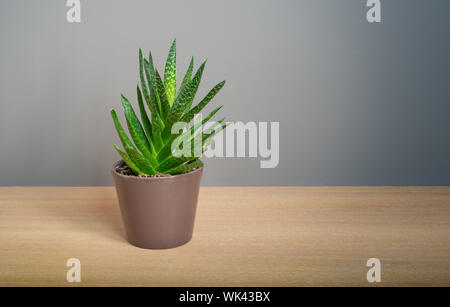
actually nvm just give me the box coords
[111,160,203,182]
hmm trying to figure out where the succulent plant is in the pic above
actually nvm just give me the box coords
[110,39,227,176]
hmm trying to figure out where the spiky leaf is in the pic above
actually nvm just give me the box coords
[184,61,206,112]
[184,121,228,158]
[113,144,144,175]
[111,109,156,176]
[202,122,229,149]
[111,109,137,154]
[181,80,226,123]
[178,56,193,97]
[127,147,156,175]
[136,85,154,151]
[155,69,170,119]
[156,155,196,173]
[121,94,156,166]
[164,39,177,105]
[165,160,204,175]
[148,53,163,114]
[143,58,163,149]
[156,105,223,162]
[143,56,161,115]
[139,49,152,111]
[162,61,206,140]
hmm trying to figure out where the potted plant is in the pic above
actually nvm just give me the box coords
[110,40,227,249]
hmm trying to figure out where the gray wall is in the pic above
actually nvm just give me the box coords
[0,0,449,186]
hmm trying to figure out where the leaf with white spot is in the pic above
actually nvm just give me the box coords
[164,39,177,106]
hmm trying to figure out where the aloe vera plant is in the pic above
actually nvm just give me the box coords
[111,40,227,176]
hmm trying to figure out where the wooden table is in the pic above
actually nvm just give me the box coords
[0,187,449,286]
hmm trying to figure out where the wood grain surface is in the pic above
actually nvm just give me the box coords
[0,187,449,286]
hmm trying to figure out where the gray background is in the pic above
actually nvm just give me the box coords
[0,0,449,186]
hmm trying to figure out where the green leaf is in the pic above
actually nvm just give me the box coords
[203,117,225,134]
[156,105,223,162]
[147,52,162,116]
[139,49,152,111]
[156,155,196,173]
[143,58,163,149]
[155,125,186,163]
[127,147,156,175]
[121,94,157,166]
[170,121,226,164]
[184,61,206,112]
[113,144,144,175]
[110,109,137,154]
[177,56,193,97]
[136,86,155,152]
[141,50,163,149]
[181,80,225,123]
[183,121,228,158]
[202,122,229,149]
[165,160,204,175]
[162,61,206,140]
[164,39,177,105]
[151,116,163,151]
[111,109,154,173]
[155,69,170,119]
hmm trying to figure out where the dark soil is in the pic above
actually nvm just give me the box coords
[115,162,172,178]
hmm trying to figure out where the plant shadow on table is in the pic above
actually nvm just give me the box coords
[37,189,127,244]
[84,196,127,243]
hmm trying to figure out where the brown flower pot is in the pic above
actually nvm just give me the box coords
[111,160,203,249]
